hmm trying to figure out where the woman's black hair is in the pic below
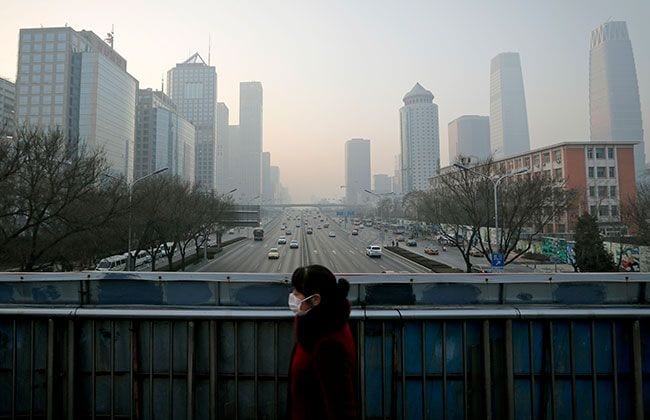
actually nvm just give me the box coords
[291,264,349,305]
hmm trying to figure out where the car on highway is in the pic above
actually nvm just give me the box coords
[323,223,329,228]
[406,239,417,247]
[469,249,483,257]
[306,227,313,234]
[366,245,382,258]
[424,246,439,255]
[290,240,299,248]
[396,235,405,242]
[267,247,280,259]
[280,225,286,230]
[285,230,292,235]
[278,236,287,244]
[228,229,235,234]
[328,231,336,237]
[351,229,359,235]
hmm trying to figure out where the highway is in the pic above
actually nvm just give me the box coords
[199,209,429,273]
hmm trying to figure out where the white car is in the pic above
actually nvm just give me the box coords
[366,245,382,258]
[290,240,299,248]
[228,229,235,234]
[267,247,280,259]
[328,231,336,237]
[278,236,287,244]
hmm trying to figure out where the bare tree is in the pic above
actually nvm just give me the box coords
[415,157,576,272]
[0,127,127,270]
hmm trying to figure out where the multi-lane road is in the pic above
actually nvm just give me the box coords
[199,209,429,274]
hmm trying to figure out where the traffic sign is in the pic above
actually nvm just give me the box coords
[491,252,504,269]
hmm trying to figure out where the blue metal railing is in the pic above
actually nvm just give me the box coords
[0,272,648,419]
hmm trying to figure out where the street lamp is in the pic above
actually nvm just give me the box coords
[453,164,528,253]
[127,167,168,270]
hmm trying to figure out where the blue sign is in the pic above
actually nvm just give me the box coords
[336,211,344,216]
[347,210,355,216]
[491,252,504,268]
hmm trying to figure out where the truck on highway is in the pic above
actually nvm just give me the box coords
[253,228,264,241]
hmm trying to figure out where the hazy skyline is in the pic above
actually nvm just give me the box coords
[1,0,648,202]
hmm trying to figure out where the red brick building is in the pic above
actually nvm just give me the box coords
[437,141,638,236]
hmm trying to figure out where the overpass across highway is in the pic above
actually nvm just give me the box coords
[0,271,649,419]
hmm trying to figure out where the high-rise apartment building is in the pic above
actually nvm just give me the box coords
[0,77,15,136]
[237,81,263,202]
[448,115,490,164]
[216,102,229,193]
[345,138,371,205]
[399,83,439,193]
[167,53,217,190]
[135,88,195,183]
[489,52,530,159]
[589,21,645,179]
[270,165,280,204]
[16,27,137,180]
[373,174,391,194]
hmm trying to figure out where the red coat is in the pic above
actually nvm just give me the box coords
[289,321,357,420]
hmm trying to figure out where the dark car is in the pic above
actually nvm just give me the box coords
[406,239,417,247]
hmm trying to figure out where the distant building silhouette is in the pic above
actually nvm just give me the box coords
[345,138,371,205]
[448,115,490,164]
[589,21,645,179]
[0,77,15,136]
[489,52,530,159]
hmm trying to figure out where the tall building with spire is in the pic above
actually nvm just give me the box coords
[589,21,645,178]
[399,83,439,193]
[167,53,217,190]
[489,52,530,159]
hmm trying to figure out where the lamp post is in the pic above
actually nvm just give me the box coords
[453,164,527,253]
[128,167,168,270]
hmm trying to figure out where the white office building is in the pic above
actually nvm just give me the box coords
[589,21,645,179]
[167,53,217,190]
[489,52,530,159]
[345,138,371,205]
[16,27,137,181]
[448,115,490,164]
[236,81,263,202]
[399,83,439,193]
[135,89,195,184]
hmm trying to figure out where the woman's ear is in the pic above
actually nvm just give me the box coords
[311,294,321,306]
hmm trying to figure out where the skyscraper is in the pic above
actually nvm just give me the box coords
[448,115,490,164]
[16,27,138,180]
[399,83,439,193]
[373,174,391,194]
[237,81,263,201]
[0,77,15,136]
[135,89,195,183]
[262,151,273,203]
[489,52,530,159]
[216,102,230,193]
[167,53,217,190]
[589,21,645,178]
[345,138,371,205]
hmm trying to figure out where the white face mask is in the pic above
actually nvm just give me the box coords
[288,293,317,316]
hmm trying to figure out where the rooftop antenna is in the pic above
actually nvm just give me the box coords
[161,74,164,92]
[208,34,211,65]
[105,24,114,48]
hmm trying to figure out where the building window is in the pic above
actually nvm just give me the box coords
[610,186,617,197]
[533,155,540,167]
[608,148,614,159]
[542,152,550,164]
[588,167,594,178]
[553,168,562,179]
[589,186,595,197]
[590,205,597,215]
[599,206,609,217]
[595,148,605,159]
[597,167,606,178]
[611,205,619,217]
[598,186,608,197]
[609,167,616,178]
[557,224,566,233]
[554,150,562,163]
[587,148,593,158]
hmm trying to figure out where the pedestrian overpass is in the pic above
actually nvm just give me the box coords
[0,271,648,419]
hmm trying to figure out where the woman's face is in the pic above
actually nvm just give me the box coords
[292,289,320,311]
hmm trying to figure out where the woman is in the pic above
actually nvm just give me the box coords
[288,265,357,420]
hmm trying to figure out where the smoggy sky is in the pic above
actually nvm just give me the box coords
[1,0,649,202]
